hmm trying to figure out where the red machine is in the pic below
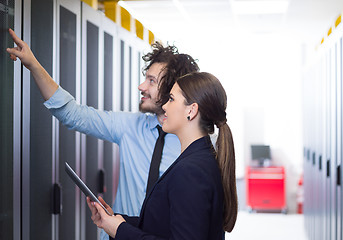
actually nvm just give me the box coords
[246,166,286,213]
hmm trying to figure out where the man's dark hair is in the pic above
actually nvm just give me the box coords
[142,42,199,112]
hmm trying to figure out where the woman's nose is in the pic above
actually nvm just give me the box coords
[162,101,168,111]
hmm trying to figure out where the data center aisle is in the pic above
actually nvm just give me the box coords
[225,211,308,240]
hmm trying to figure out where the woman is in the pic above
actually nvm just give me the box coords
[88,72,238,239]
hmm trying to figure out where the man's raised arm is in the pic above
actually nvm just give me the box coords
[6,28,58,100]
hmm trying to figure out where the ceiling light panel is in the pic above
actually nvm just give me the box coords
[231,0,289,15]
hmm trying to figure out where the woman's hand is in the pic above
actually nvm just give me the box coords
[6,28,39,71]
[87,196,126,238]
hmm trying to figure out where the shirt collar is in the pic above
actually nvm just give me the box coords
[146,113,161,130]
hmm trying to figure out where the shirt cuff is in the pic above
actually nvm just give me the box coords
[43,86,75,109]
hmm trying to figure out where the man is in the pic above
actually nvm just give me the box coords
[7,29,199,238]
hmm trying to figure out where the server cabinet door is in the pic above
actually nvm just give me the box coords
[118,28,133,112]
[85,20,100,240]
[56,1,81,239]
[325,50,332,240]
[0,0,19,239]
[118,29,149,113]
[102,14,119,211]
[319,57,327,240]
[330,45,337,240]
[24,1,54,240]
[103,31,116,206]
[314,62,322,240]
[337,37,343,240]
[130,48,140,112]
[81,3,102,239]
[118,39,130,111]
[137,52,143,109]
[319,57,326,240]
[134,43,150,112]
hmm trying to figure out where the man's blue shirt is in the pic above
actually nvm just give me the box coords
[44,86,181,217]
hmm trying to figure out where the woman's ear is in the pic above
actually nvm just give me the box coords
[187,103,199,121]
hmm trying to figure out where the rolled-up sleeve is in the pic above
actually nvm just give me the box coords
[43,86,132,144]
[44,86,74,109]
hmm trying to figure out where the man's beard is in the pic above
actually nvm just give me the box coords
[139,92,164,115]
[139,100,163,115]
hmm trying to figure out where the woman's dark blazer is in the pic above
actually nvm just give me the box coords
[114,136,225,240]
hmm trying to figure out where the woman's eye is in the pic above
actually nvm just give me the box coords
[169,97,174,102]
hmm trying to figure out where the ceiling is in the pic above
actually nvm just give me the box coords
[117,0,343,46]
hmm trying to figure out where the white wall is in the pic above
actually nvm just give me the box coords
[173,31,304,212]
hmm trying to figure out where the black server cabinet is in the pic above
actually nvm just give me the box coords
[0,0,15,239]
[325,51,331,240]
[59,5,78,240]
[81,4,123,239]
[319,58,325,240]
[27,0,54,240]
[304,29,343,240]
[137,52,142,106]
[120,40,125,111]
[103,31,115,206]
[101,9,121,215]
[85,20,100,240]
[330,45,337,240]
[119,35,133,112]
[128,46,132,112]
[337,37,343,240]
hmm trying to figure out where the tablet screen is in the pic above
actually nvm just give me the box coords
[65,162,112,216]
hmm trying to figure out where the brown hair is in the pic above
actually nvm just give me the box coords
[176,72,238,232]
[142,42,199,113]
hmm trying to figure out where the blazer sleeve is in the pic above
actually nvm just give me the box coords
[121,215,139,227]
[114,222,166,240]
[167,163,212,239]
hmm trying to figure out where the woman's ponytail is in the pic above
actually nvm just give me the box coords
[216,122,238,232]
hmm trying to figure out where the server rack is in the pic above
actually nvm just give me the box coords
[117,27,132,112]
[80,3,150,239]
[329,44,337,240]
[80,2,123,239]
[303,21,343,240]
[1,0,149,239]
[336,37,342,240]
[130,38,149,112]
[102,14,120,209]
[117,27,149,112]
[319,57,326,240]
[21,0,56,240]
[0,0,21,240]
[55,0,82,240]
[81,3,101,239]
[99,5,121,213]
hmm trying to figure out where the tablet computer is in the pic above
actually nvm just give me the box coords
[65,162,112,216]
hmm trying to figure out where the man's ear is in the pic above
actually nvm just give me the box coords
[187,103,199,121]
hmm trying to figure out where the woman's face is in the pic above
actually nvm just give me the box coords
[161,83,189,135]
